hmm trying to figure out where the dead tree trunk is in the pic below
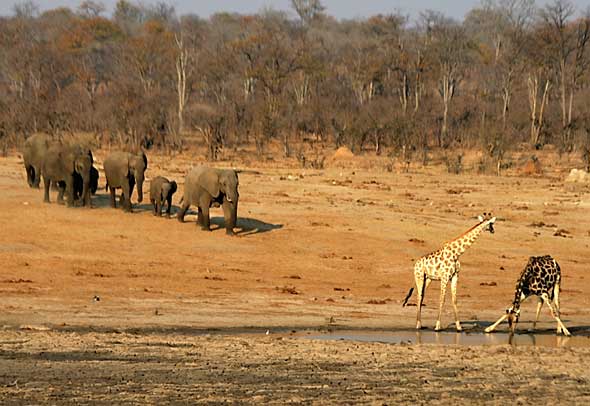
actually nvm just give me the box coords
[527,73,551,146]
[175,33,191,135]
[438,71,455,148]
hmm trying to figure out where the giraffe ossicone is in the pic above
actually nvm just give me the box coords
[403,213,496,331]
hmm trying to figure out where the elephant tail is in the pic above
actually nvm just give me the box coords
[178,196,184,205]
[401,287,414,307]
[105,182,109,192]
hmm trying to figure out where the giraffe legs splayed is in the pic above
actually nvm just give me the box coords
[484,255,571,336]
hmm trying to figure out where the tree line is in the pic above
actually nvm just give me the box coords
[1,0,590,171]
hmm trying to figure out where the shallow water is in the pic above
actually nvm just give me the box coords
[301,330,590,348]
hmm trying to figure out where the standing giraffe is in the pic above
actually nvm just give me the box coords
[402,213,496,331]
[484,255,571,336]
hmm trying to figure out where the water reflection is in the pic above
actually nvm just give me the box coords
[304,330,587,348]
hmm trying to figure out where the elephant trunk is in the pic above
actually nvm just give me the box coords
[136,171,144,203]
[230,199,238,229]
[225,188,238,205]
[90,167,98,195]
[224,199,238,231]
[76,157,92,207]
[81,171,91,206]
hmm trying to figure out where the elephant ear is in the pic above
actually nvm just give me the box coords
[199,169,220,198]
[169,180,177,194]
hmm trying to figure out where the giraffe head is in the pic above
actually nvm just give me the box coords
[506,306,521,332]
[477,212,496,234]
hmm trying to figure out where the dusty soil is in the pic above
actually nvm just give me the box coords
[1,329,590,404]
[1,148,590,403]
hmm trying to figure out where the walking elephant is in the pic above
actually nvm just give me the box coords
[103,151,148,212]
[177,166,239,235]
[23,134,53,188]
[150,176,177,217]
[41,144,93,207]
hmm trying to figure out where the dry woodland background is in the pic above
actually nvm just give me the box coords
[0,0,590,172]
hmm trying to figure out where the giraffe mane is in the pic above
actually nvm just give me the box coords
[443,219,486,246]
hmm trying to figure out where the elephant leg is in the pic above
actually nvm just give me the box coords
[43,176,51,203]
[156,198,162,217]
[110,187,117,208]
[32,166,41,188]
[121,182,131,212]
[197,207,204,227]
[177,202,190,223]
[151,199,157,216]
[222,200,236,236]
[56,182,65,205]
[166,196,172,218]
[200,205,211,231]
[25,165,33,187]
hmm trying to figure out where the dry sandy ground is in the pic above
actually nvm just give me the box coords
[1,149,590,403]
[1,329,590,404]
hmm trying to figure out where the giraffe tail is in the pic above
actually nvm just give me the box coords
[402,287,414,307]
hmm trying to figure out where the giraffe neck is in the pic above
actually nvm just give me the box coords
[445,221,488,259]
[512,278,526,311]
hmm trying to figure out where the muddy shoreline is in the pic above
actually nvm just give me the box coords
[1,328,590,404]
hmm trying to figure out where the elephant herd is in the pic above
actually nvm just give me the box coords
[22,134,240,235]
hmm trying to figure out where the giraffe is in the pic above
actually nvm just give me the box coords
[484,255,571,336]
[402,213,496,331]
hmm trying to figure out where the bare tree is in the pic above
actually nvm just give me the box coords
[173,22,200,135]
[12,1,39,19]
[425,14,470,147]
[77,1,106,18]
[540,0,590,151]
[527,69,551,145]
[290,0,325,26]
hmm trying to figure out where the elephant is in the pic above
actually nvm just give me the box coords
[177,166,239,235]
[71,165,99,201]
[103,150,148,212]
[41,144,93,207]
[149,176,177,217]
[23,134,53,188]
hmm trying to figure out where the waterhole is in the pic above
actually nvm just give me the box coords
[299,329,590,348]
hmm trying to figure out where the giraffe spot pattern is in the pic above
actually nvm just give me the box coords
[513,255,561,306]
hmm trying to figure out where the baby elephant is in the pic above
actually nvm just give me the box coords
[150,176,177,217]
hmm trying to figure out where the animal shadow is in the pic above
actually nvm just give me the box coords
[133,203,161,214]
[210,216,283,236]
[89,193,167,214]
[137,203,183,217]
[87,192,112,209]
